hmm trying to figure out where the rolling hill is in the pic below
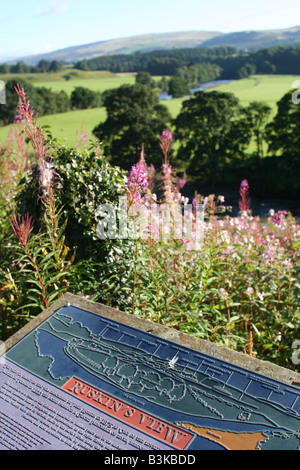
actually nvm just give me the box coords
[8,25,300,66]
[16,31,222,65]
[201,26,300,50]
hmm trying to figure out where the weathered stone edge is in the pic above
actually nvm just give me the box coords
[2,292,300,387]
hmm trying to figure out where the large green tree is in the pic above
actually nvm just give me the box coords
[173,91,251,187]
[71,87,102,109]
[245,101,272,161]
[168,76,190,98]
[244,101,272,192]
[0,79,38,125]
[263,90,300,195]
[265,90,300,159]
[0,80,71,125]
[135,71,155,88]
[93,83,171,169]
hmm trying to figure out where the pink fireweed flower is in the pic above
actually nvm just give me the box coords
[246,287,254,297]
[11,213,33,248]
[177,172,187,191]
[178,179,186,190]
[14,83,49,163]
[147,164,156,192]
[39,161,55,194]
[127,145,149,204]
[159,129,173,163]
[271,210,285,226]
[14,83,62,203]
[219,288,228,299]
[13,114,24,124]
[11,212,48,309]
[239,179,251,213]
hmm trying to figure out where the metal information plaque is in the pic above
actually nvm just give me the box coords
[1,300,300,450]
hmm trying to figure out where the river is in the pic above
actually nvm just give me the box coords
[159,79,234,100]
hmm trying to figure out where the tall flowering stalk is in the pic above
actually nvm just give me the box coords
[239,179,251,214]
[126,144,149,205]
[159,130,177,204]
[159,129,173,165]
[126,145,150,314]
[7,85,72,316]
[14,84,49,166]
[11,213,48,309]
[11,213,33,249]
[14,84,58,247]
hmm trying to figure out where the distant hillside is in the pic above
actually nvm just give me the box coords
[201,26,300,50]
[16,31,222,65]
[9,26,300,65]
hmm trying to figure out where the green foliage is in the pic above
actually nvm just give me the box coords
[174,91,251,187]
[93,83,172,169]
[236,63,257,79]
[35,87,70,115]
[135,71,155,88]
[245,101,272,158]
[175,62,222,87]
[266,89,300,159]
[0,79,71,125]
[38,60,50,73]
[74,46,235,75]
[0,63,10,74]
[0,79,35,125]
[71,86,102,109]
[49,60,64,73]
[17,143,126,261]
[74,45,300,79]
[168,76,190,98]
[11,207,71,314]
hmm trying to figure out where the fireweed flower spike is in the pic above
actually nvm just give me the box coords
[14,83,51,177]
[14,82,61,246]
[11,213,33,249]
[11,212,48,308]
[126,144,149,204]
[239,179,251,213]
[159,129,173,164]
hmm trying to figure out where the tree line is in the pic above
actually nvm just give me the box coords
[0,79,103,125]
[4,45,300,81]
[74,45,300,79]
[2,44,300,83]
[0,59,65,74]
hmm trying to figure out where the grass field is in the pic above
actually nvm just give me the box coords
[0,73,298,147]
[214,74,297,114]
[0,69,136,91]
[39,107,107,146]
[38,73,137,95]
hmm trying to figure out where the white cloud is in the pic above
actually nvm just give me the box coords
[35,0,70,16]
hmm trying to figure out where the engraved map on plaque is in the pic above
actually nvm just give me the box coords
[1,303,300,450]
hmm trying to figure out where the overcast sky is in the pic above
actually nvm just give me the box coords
[1,0,299,59]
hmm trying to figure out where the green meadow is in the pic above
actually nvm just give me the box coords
[0,69,136,92]
[0,72,298,147]
[39,107,107,146]
[39,73,137,95]
[213,74,298,114]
